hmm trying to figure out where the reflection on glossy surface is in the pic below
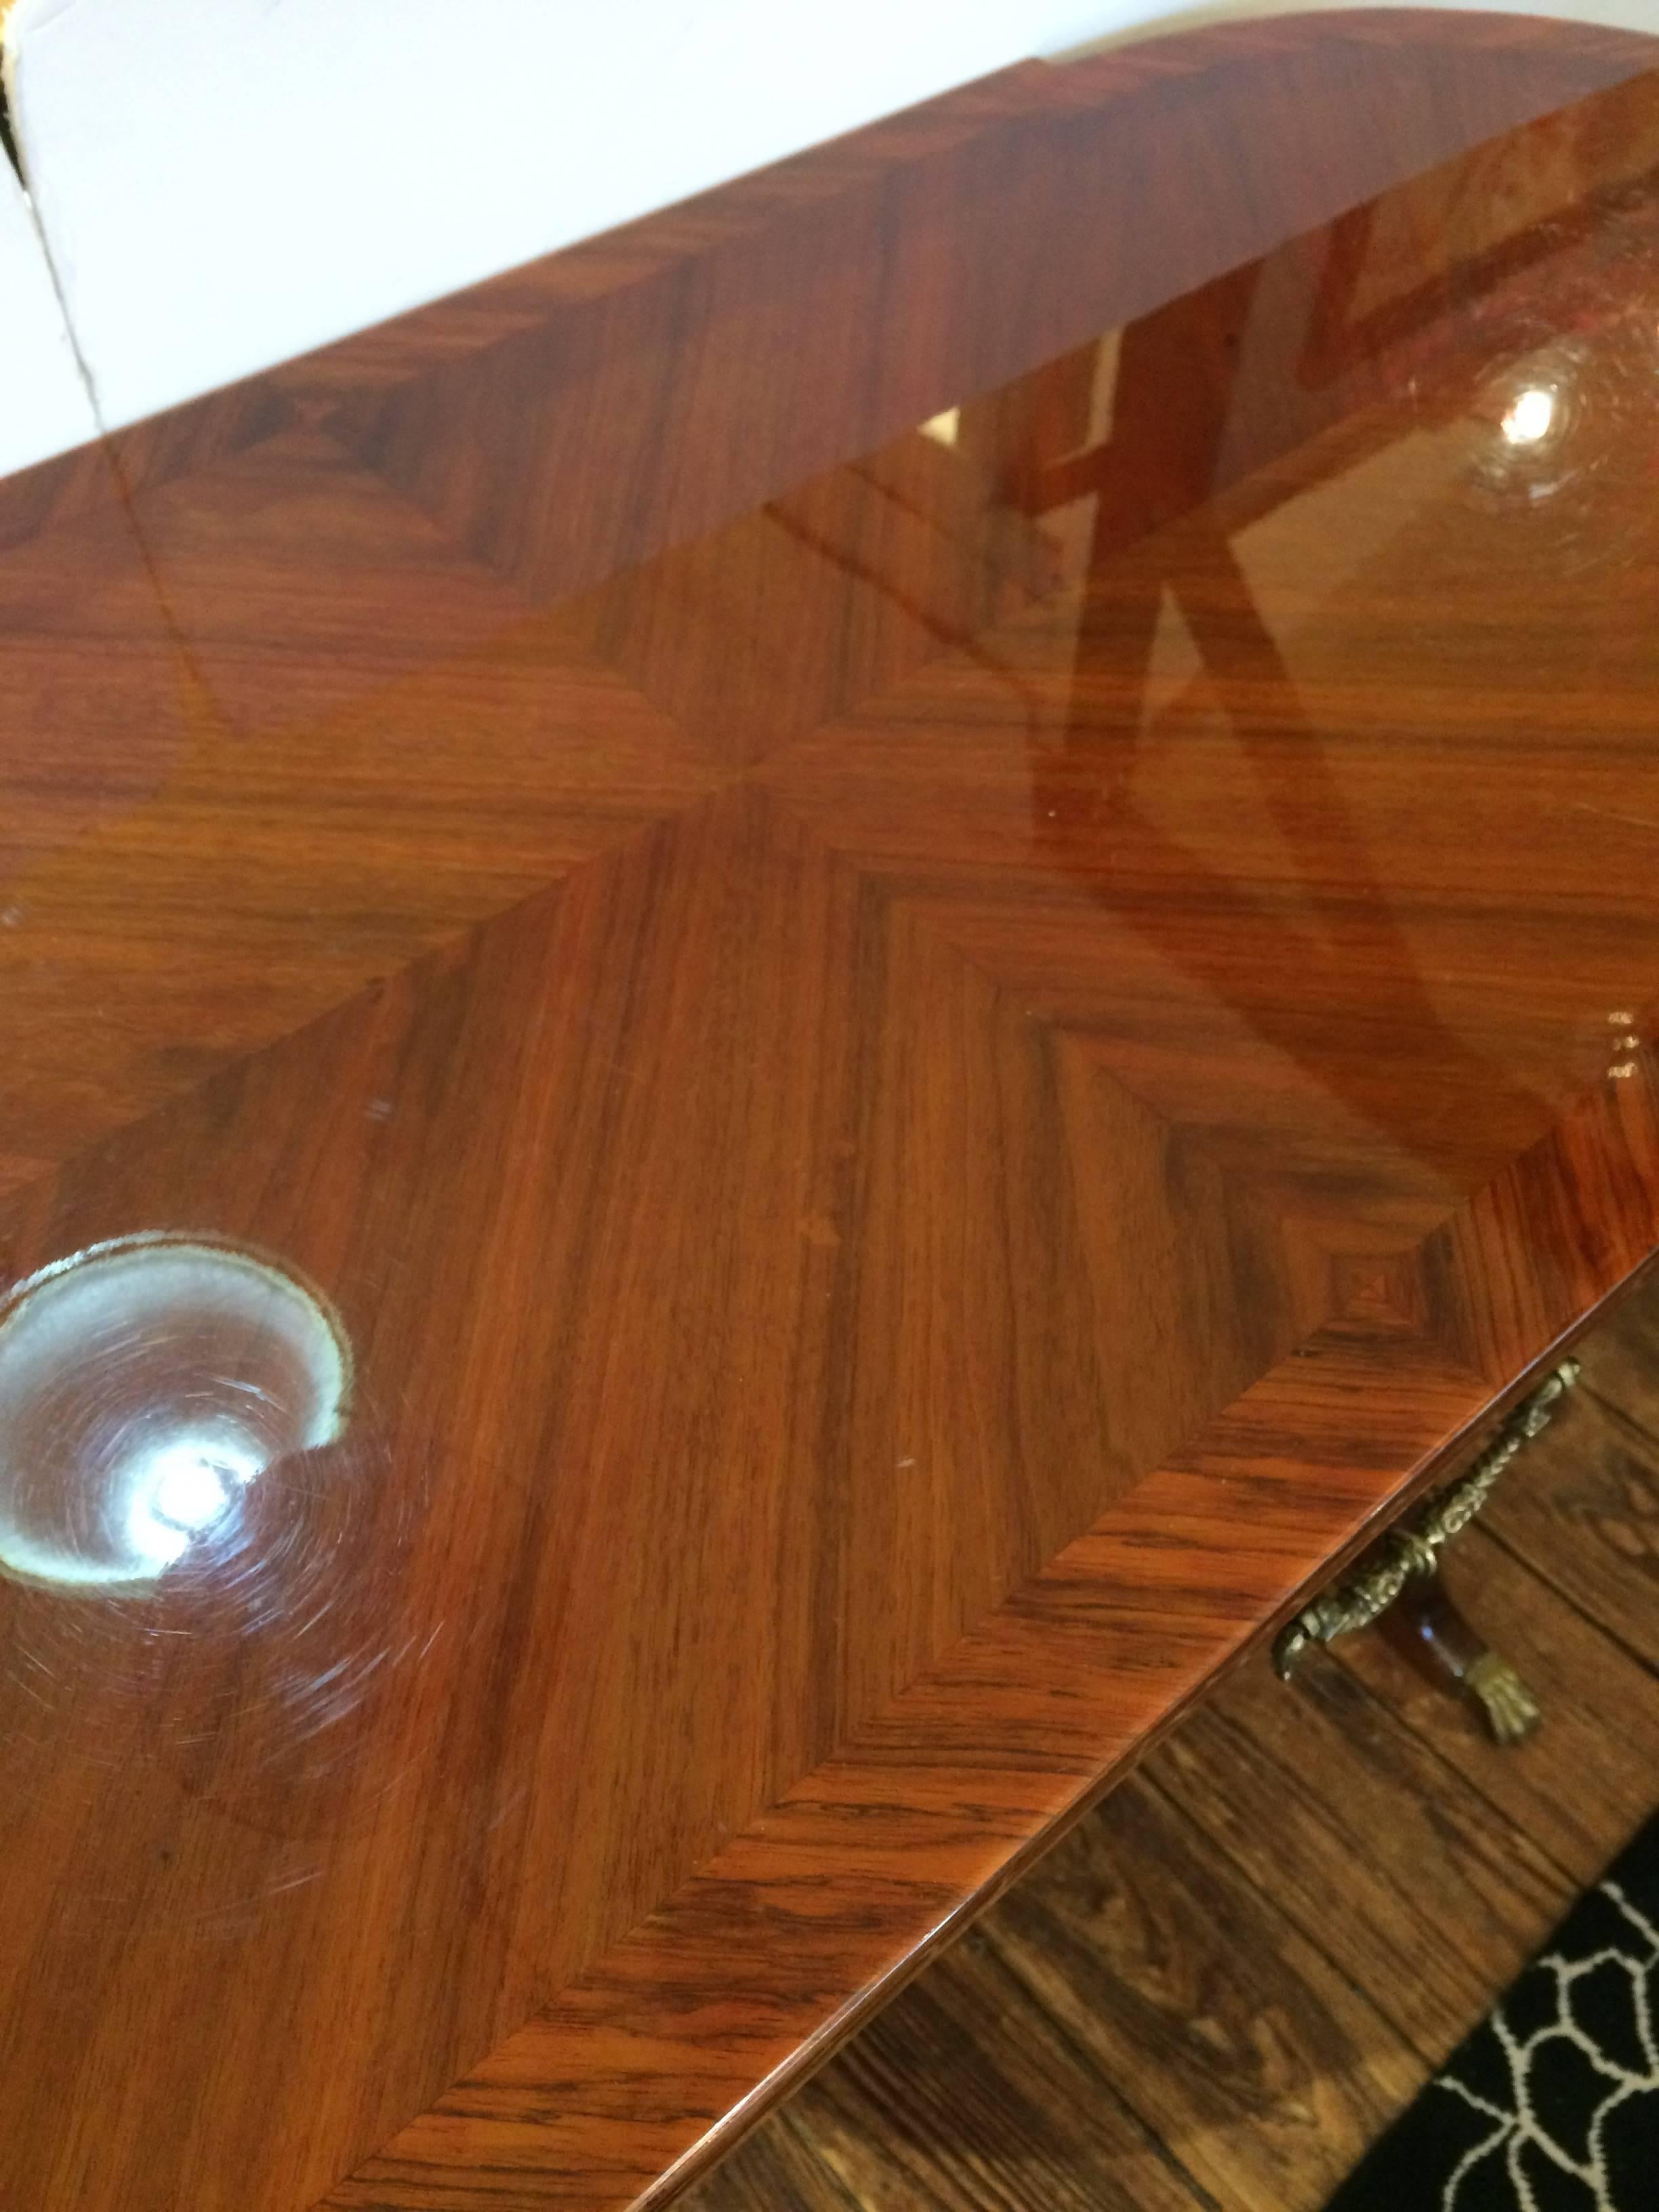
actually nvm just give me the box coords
[0,1235,350,1589]
[1502,384,1557,445]
[7,16,1659,2212]
[0,1414,433,1934]
[1454,300,1659,565]
[0,1237,428,1934]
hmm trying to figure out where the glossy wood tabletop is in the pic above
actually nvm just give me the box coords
[5,12,1659,2209]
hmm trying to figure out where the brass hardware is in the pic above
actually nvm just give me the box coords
[1462,1652,1542,1746]
[1272,1357,1580,1682]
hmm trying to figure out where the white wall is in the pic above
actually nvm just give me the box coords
[3,0,1123,450]
[0,148,96,481]
[3,0,1656,478]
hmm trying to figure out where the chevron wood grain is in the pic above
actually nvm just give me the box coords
[3,13,1659,2212]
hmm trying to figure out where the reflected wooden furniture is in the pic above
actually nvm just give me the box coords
[4,12,1659,2211]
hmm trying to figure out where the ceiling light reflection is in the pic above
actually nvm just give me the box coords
[1500,386,1556,446]
[0,1235,350,1592]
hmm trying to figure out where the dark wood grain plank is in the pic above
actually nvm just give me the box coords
[1587,1265,1659,1400]
[1475,1401,1659,1671]
[979,1780,1420,2212]
[1332,1524,1659,1885]
[712,1926,1212,2212]
[1471,1313,1659,1670]
[677,2112,868,2212]
[1146,1655,1574,2062]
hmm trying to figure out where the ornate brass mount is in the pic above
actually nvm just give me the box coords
[1273,1358,1580,1742]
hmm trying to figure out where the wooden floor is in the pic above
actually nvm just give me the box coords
[689,1282,1659,2212]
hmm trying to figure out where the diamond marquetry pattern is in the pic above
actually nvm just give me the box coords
[6,25,1659,2212]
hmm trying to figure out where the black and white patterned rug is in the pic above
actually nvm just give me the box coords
[1327,1813,1659,2211]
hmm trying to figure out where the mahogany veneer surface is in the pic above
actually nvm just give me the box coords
[4,12,1659,2210]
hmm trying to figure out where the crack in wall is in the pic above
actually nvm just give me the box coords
[0,0,20,175]
[2,1,115,447]
[1,9,224,733]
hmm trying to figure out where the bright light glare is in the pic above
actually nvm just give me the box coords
[0,1235,351,1591]
[919,408,960,448]
[153,1452,234,1531]
[125,1436,259,1568]
[1501,387,1555,446]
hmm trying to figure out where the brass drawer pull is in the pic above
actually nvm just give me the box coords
[1272,1357,1580,1686]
